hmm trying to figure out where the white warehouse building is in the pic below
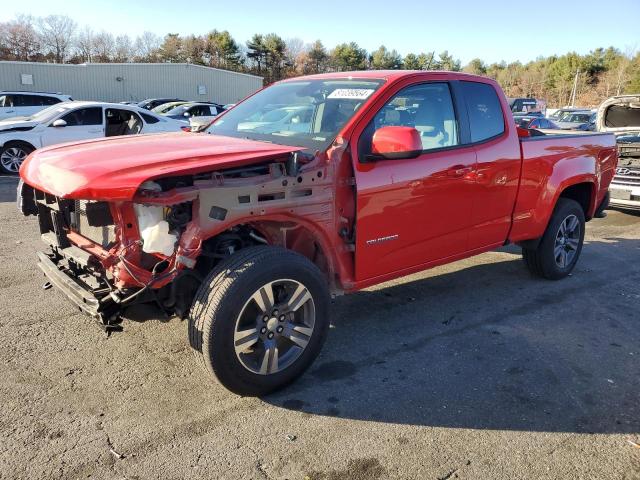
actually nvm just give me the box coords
[0,61,263,104]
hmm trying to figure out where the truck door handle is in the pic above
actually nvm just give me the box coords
[447,165,473,177]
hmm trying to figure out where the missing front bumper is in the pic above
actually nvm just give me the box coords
[36,251,121,330]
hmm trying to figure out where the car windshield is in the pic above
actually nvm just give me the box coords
[153,102,185,114]
[207,79,385,151]
[27,103,72,123]
[563,113,591,123]
[165,104,193,116]
[558,111,588,122]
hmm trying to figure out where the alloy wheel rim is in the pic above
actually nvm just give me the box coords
[0,147,27,173]
[554,214,580,268]
[233,279,315,375]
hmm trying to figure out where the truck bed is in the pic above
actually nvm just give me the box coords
[508,131,618,243]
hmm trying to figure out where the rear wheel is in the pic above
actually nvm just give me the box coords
[522,198,585,280]
[0,142,34,174]
[188,246,330,396]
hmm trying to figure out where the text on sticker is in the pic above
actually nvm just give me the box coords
[327,89,375,100]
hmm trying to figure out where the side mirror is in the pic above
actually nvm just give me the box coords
[371,126,422,160]
[51,119,67,128]
[183,112,191,117]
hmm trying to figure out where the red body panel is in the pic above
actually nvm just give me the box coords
[20,133,302,200]
[508,136,617,243]
[20,71,618,293]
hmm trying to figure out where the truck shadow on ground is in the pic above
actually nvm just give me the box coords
[0,176,18,202]
[265,237,640,435]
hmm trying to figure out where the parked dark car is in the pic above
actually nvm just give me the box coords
[514,115,560,130]
[577,112,597,131]
[137,98,185,110]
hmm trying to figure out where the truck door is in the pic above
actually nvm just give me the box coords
[351,81,477,282]
[457,81,522,250]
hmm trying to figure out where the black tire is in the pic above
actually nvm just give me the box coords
[522,198,585,280]
[0,142,34,175]
[188,246,330,396]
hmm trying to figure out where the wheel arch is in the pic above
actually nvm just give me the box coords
[557,181,596,220]
[194,216,342,292]
[2,139,37,151]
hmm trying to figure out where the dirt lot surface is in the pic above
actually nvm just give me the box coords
[1,174,639,480]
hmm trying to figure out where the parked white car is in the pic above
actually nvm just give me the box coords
[0,101,185,174]
[162,102,225,125]
[0,91,73,121]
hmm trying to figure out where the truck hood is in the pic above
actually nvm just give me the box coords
[20,133,303,201]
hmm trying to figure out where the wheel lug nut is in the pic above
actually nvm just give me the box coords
[260,327,267,334]
[276,326,283,333]
[272,309,279,316]
[278,314,285,322]
[268,332,274,339]
[262,315,269,322]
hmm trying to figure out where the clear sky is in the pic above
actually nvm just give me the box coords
[2,0,639,64]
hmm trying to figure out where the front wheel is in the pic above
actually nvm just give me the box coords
[188,246,330,396]
[0,142,34,174]
[522,198,585,280]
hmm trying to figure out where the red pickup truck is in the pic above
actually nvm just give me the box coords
[19,71,617,395]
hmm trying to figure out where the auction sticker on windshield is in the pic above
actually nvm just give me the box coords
[327,89,375,100]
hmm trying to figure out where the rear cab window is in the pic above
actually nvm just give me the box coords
[460,81,505,143]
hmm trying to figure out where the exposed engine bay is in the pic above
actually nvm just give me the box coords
[20,149,350,330]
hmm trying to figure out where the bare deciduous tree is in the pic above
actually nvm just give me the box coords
[133,31,161,62]
[37,15,76,63]
[75,27,95,62]
[92,31,115,62]
[114,34,133,62]
[1,15,40,61]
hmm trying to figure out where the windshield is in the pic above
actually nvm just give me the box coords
[153,102,184,114]
[207,79,384,150]
[27,103,72,123]
[562,113,591,123]
[165,104,192,116]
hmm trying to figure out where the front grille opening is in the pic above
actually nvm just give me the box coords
[74,200,116,248]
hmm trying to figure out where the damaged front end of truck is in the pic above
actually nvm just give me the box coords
[18,133,352,331]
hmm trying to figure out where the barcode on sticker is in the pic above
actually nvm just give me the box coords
[327,89,374,100]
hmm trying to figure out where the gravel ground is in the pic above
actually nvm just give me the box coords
[1,174,639,480]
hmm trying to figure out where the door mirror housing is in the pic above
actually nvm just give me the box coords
[51,119,67,128]
[371,126,422,160]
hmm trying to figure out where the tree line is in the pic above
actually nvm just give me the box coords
[1,14,639,107]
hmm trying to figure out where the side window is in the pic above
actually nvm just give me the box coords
[41,96,62,106]
[193,106,210,117]
[140,112,159,124]
[361,82,459,155]
[0,95,8,107]
[460,81,505,143]
[20,95,37,106]
[11,94,27,107]
[105,109,143,136]
[61,107,103,126]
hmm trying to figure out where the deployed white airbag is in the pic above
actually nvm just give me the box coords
[134,182,178,256]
